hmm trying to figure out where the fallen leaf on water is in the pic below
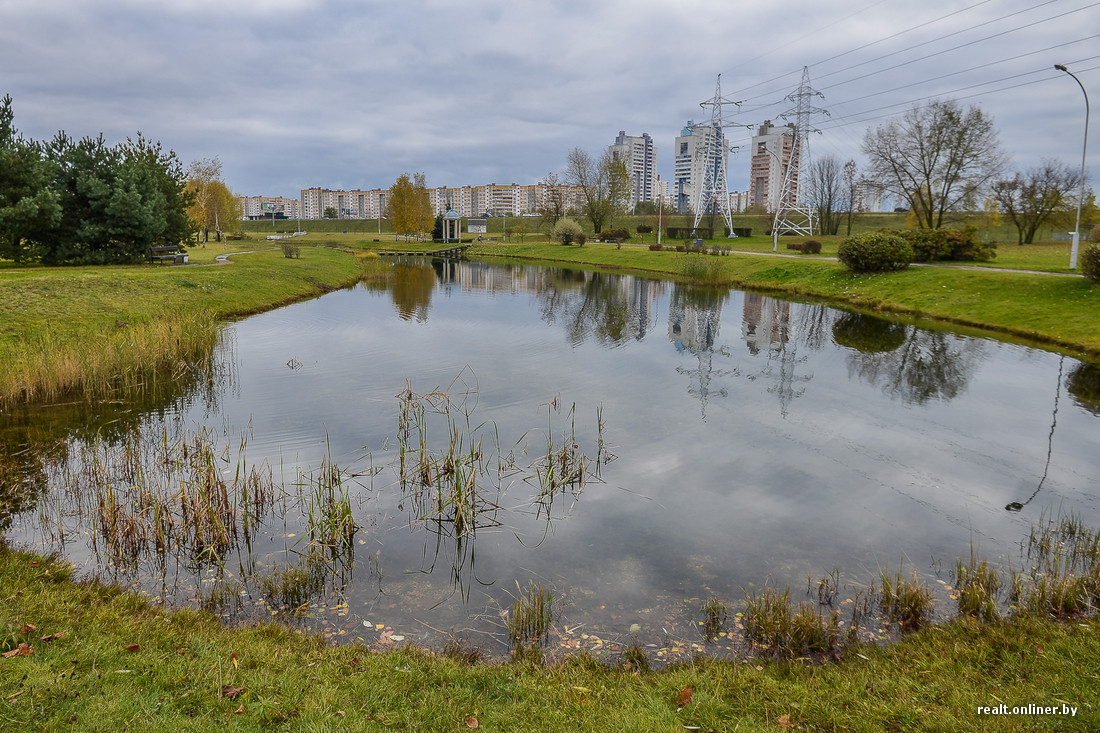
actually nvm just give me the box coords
[677,687,693,708]
[777,713,793,728]
[378,630,394,645]
[126,643,142,653]
[222,685,245,700]
[465,717,479,728]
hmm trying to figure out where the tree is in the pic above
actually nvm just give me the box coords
[537,171,567,230]
[204,179,240,241]
[323,206,337,219]
[124,134,194,249]
[412,172,432,240]
[566,147,629,234]
[992,160,1081,244]
[841,160,861,235]
[0,95,60,262]
[552,218,584,245]
[805,155,843,235]
[387,173,417,240]
[185,157,221,244]
[862,99,1005,229]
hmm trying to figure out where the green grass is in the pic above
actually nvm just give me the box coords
[2,546,1097,731]
[0,245,378,404]
[459,240,1100,356]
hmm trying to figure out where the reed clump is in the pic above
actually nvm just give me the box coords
[1014,511,1100,618]
[741,585,840,656]
[0,309,222,406]
[877,566,935,632]
[507,582,554,648]
[953,550,1003,622]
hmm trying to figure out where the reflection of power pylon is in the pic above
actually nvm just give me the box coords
[692,74,741,239]
[772,66,828,238]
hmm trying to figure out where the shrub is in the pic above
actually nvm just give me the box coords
[837,232,913,273]
[895,227,995,262]
[552,218,584,246]
[801,240,822,254]
[636,224,653,235]
[599,228,629,243]
[648,243,663,251]
[1081,244,1100,283]
[574,232,586,246]
[1088,224,1100,243]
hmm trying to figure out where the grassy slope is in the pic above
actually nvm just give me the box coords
[2,548,1097,732]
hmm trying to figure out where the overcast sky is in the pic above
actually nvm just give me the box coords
[1,0,1096,199]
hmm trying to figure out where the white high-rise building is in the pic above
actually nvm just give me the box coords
[609,131,657,209]
[672,121,725,215]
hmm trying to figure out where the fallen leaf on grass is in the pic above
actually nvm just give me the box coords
[777,713,793,728]
[7,690,25,700]
[40,632,65,643]
[231,651,239,668]
[676,687,693,708]
[465,717,479,728]
[2,643,33,659]
[234,704,244,714]
[222,685,245,700]
[20,623,36,635]
[126,643,142,653]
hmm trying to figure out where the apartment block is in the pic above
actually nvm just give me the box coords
[239,196,301,220]
[609,131,658,208]
[749,120,797,213]
[672,121,725,215]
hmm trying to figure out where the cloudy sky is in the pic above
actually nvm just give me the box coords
[1,0,1096,199]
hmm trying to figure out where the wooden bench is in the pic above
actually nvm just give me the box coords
[149,245,186,264]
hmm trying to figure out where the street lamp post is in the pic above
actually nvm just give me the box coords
[1054,64,1090,270]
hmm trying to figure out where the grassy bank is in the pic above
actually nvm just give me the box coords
[0,246,377,404]
[2,546,1097,731]
[462,240,1100,357]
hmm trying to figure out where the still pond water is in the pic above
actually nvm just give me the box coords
[5,260,1100,659]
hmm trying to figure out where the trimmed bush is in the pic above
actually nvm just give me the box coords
[648,243,663,251]
[636,224,653,235]
[801,240,822,254]
[895,227,995,262]
[1089,224,1100,244]
[574,231,586,246]
[1081,244,1100,283]
[599,228,629,243]
[837,232,913,273]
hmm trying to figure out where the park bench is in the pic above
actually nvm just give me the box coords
[149,245,187,264]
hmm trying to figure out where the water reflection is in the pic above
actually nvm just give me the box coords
[835,314,986,404]
[5,259,1099,660]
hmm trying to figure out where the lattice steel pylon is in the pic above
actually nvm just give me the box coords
[692,74,741,239]
[772,66,828,242]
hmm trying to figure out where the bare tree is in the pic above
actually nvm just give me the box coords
[841,160,861,235]
[566,147,629,234]
[537,171,566,231]
[862,99,1005,229]
[992,160,1081,244]
[805,155,843,235]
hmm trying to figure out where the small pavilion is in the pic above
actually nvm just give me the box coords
[442,209,462,243]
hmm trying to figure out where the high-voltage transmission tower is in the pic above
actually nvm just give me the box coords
[692,74,742,239]
[771,66,828,249]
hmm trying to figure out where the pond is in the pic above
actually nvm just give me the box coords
[3,259,1099,661]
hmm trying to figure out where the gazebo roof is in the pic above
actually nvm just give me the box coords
[443,209,461,219]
